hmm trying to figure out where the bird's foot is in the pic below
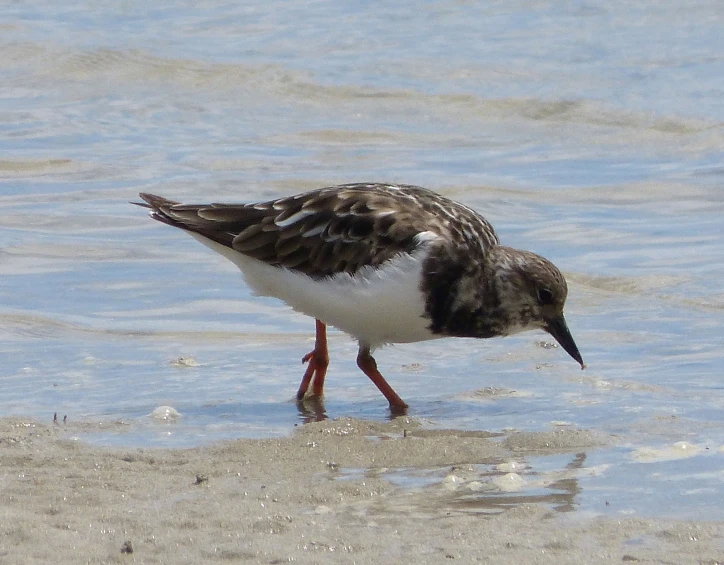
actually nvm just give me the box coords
[388,403,408,417]
[297,347,329,400]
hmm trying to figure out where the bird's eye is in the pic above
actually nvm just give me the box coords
[537,288,554,305]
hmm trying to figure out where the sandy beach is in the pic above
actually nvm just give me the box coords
[1,416,722,564]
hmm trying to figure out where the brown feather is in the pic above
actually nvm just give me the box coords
[137,184,500,279]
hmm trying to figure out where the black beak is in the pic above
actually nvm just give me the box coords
[545,314,585,369]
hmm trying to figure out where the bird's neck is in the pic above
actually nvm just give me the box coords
[421,243,510,339]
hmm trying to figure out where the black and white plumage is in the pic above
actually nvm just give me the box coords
[136,183,584,412]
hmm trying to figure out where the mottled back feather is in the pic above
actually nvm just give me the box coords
[136,183,500,279]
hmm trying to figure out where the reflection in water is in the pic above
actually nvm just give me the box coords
[545,452,586,513]
[368,450,590,517]
[297,397,328,423]
[449,452,587,515]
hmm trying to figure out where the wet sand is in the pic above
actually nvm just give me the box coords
[1,417,722,564]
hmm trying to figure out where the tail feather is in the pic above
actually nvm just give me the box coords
[134,192,236,247]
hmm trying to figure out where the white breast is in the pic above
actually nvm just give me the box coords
[188,232,440,349]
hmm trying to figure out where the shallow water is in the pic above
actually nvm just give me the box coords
[1,1,723,519]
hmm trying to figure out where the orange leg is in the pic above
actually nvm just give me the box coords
[356,346,408,412]
[297,319,329,400]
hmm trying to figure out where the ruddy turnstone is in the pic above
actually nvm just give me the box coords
[136,183,584,412]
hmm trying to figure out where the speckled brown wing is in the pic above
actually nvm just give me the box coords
[137,183,499,279]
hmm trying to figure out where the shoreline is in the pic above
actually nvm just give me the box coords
[1,416,722,563]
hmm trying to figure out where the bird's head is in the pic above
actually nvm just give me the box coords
[487,246,585,369]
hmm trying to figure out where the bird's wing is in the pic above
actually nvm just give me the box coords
[136,183,498,279]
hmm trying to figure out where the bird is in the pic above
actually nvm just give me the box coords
[135,183,584,413]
